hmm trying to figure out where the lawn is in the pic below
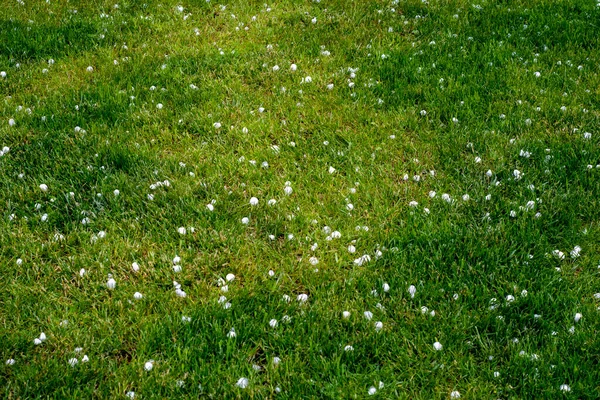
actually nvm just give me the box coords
[1,0,600,398]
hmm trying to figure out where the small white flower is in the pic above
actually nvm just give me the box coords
[433,342,443,351]
[344,345,354,351]
[284,185,293,195]
[241,217,249,224]
[309,256,319,265]
[144,361,154,371]
[574,313,582,323]
[227,328,237,338]
[236,377,249,389]
[226,273,235,282]
[39,184,49,192]
[326,83,334,90]
[34,338,42,345]
[374,321,383,331]
[126,391,135,399]
[269,319,278,328]
[474,156,481,163]
[368,387,377,395]
[348,245,356,253]
[132,262,140,272]
[249,197,259,206]
[213,122,221,129]
[86,66,94,72]
[68,358,78,367]
[409,201,418,207]
[450,391,461,399]
[342,311,351,319]
[206,203,214,211]
[134,292,143,299]
[290,63,297,71]
[382,283,390,292]
[559,384,571,392]
[156,103,163,110]
[364,311,373,320]
[420,110,427,116]
[6,359,15,366]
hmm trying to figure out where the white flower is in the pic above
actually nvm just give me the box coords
[474,156,481,163]
[68,358,78,367]
[269,319,278,328]
[126,391,135,399]
[450,391,461,399]
[409,201,418,207]
[559,384,571,392]
[342,311,351,319]
[34,338,42,345]
[326,83,334,90]
[348,245,356,253]
[374,321,383,331]
[420,110,427,116]
[249,197,259,206]
[132,262,140,272]
[363,311,373,320]
[309,256,319,265]
[429,191,436,198]
[304,76,312,83]
[227,328,237,338]
[272,65,280,72]
[226,273,235,282]
[79,268,86,277]
[241,217,249,224]
[236,378,249,389]
[344,345,354,351]
[134,292,143,299]
[441,193,452,203]
[462,194,470,201]
[39,332,47,341]
[506,295,515,302]
[6,359,15,366]
[144,361,154,371]
[39,184,48,192]
[156,103,163,110]
[206,203,214,211]
[574,313,582,323]
[8,118,15,127]
[311,17,317,24]
[368,387,377,395]
[86,66,94,72]
[493,371,500,378]
[433,342,443,351]
[408,285,416,298]
[213,122,221,129]
[583,132,592,139]
[284,185,293,195]
[382,283,390,292]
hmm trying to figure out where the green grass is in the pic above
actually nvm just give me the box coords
[1,0,600,398]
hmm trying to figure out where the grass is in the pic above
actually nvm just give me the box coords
[1,0,600,398]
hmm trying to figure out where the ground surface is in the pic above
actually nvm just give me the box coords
[1,0,600,398]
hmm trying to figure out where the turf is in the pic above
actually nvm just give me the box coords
[1,0,600,398]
